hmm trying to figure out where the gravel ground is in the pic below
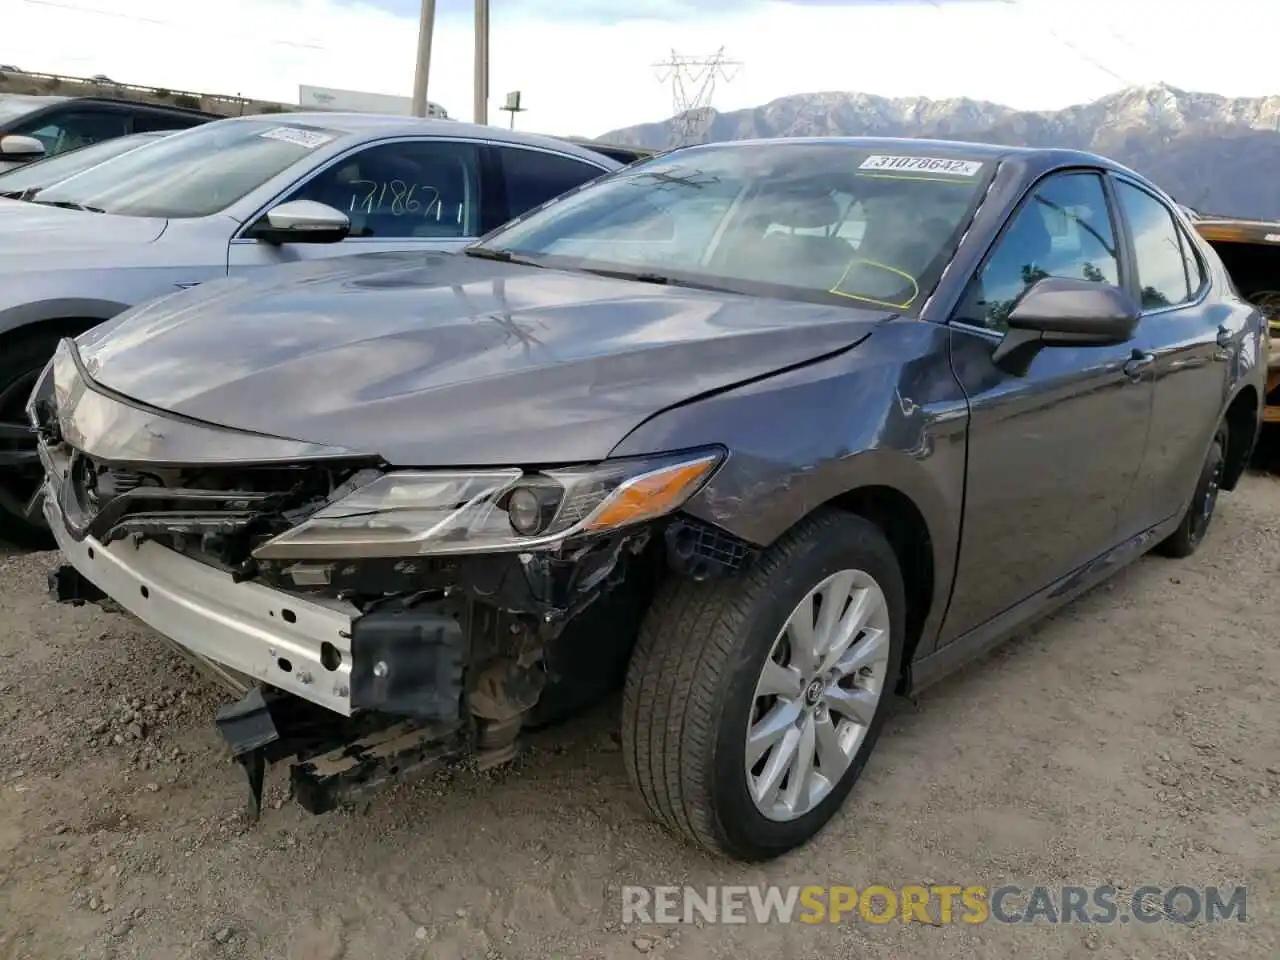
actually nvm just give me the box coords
[0,473,1277,960]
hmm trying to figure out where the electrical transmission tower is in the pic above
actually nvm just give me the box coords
[653,48,742,148]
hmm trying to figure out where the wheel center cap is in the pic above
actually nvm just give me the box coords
[804,679,824,706]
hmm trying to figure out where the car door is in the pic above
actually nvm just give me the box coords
[941,169,1155,642]
[1108,176,1230,534]
[227,137,488,274]
[490,144,611,228]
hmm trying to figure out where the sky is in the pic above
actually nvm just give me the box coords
[4,0,1277,137]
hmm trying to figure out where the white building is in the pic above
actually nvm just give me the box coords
[298,84,450,119]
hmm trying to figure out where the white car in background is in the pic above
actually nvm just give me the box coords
[0,112,625,542]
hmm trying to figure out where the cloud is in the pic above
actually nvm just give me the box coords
[4,0,1277,138]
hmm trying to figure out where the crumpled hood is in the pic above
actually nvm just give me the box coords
[0,200,166,254]
[78,251,891,466]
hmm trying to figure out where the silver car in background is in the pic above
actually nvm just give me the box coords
[0,113,623,542]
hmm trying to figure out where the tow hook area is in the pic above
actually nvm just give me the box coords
[47,563,107,606]
[214,686,468,821]
[214,603,475,820]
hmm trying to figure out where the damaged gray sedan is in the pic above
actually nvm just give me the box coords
[33,137,1263,861]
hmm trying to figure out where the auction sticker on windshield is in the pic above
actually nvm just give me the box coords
[258,127,336,149]
[859,155,983,177]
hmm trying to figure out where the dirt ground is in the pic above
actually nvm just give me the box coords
[0,474,1277,960]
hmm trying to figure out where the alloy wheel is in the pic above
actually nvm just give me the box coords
[745,568,891,823]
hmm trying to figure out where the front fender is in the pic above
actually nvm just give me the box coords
[609,320,971,659]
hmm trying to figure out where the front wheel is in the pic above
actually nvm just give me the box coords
[622,510,906,861]
[0,327,69,548]
[1156,422,1227,559]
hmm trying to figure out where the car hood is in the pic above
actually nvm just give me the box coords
[78,251,891,466]
[0,200,166,251]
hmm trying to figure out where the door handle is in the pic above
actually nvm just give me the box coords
[1126,350,1157,378]
[1123,350,1155,380]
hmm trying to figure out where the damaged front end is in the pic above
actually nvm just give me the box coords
[32,338,746,818]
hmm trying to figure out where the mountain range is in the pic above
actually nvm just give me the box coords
[599,84,1280,221]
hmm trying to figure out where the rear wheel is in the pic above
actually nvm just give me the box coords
[622,510,905,861]
[0,327,74,548]
[1157,422,1227,559]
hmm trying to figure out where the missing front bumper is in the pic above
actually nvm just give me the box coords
[214,685,468,820]
[45,493,486,819]
[46,493,361,715]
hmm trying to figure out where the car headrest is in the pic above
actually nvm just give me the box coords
[763,191,842,230]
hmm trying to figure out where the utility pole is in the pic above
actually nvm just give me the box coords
[653,48,741,148]
[410,0,436,117]
[473,0,490,125]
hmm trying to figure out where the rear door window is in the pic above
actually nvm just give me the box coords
[131,111,207,133]
[494,146,607,230]
[1114,180,1194,310]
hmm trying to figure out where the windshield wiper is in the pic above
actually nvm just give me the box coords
[28,198,105,213]
[0,189,23,200]
[576,266,726,292]
[463,247,545,267]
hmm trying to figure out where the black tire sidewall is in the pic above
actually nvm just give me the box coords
[0,326,79,546]
[1188,426,1227,546]
[708,516,906,859]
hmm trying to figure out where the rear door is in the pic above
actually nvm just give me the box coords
[1110,175,1231,533]
[941,169,1155,642]
[227,136,488,274]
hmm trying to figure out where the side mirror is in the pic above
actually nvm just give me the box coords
[992,276,1140,373]
[0,134,45,160]
[247,199,350,245]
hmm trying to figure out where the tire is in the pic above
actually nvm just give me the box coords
[622,509,906,861]
[1156,421,1228,560]
[0,325,80,549]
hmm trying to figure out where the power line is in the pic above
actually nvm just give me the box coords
[991,0,1134,86]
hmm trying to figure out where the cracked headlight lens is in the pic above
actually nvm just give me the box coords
[251,448,723,560]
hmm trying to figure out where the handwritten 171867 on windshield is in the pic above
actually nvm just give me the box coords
[347,180,443,216]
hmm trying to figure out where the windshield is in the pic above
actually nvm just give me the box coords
[32,118,345,218]
[0,132,169,194]
[476,141,995,311]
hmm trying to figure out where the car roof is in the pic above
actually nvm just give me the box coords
[246,111,623,166]
[63,96,221,117]
[669,135,1137,173]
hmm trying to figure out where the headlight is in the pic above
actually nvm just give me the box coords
[251,448,724,561]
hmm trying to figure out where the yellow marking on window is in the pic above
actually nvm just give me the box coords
[827,258,920,310]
